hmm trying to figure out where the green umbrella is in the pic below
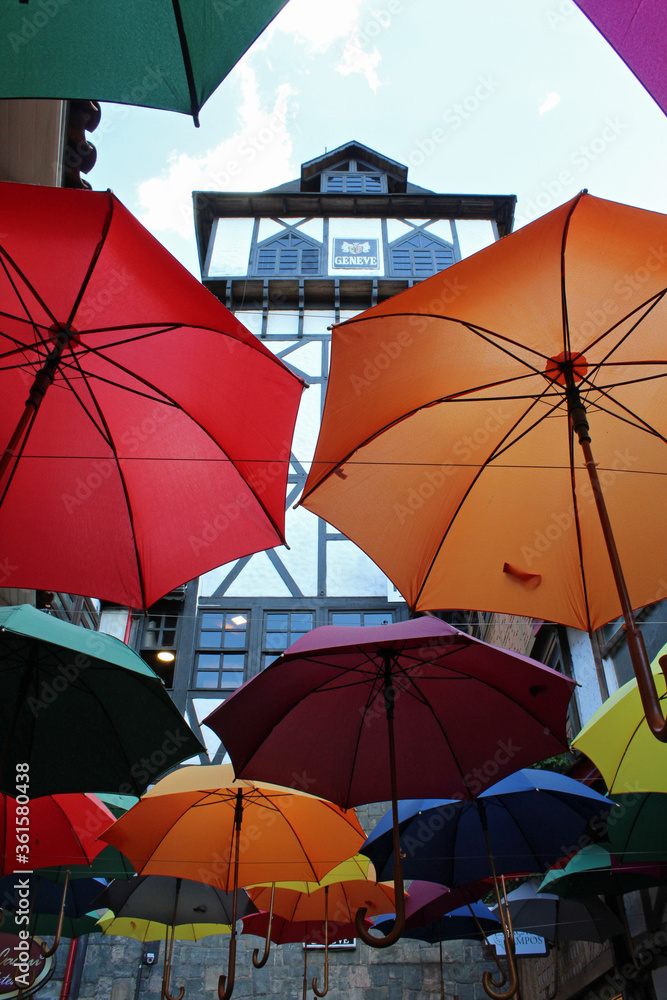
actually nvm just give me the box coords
[537,843,667,898]
[0,604,204,797]
[0,908,105,940]
[605,792,667,865]
[0,1,290,125]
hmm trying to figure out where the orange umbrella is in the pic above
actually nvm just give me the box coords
[101,764,366,1000]
[299,190,667,741]
[246,880,399,997]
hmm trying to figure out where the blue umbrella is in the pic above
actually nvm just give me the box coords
[361,769,615,888]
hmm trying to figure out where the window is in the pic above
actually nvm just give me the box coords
[141,611,179,686]
[390,231,455,277]
[322,172,384,193]
[254,231,320,276]
[330,611,394,627]
[263,611,313,669]
[194,611,248,689]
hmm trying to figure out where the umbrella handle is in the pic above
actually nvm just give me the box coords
[312,886,329,997]
[481,947,518,1000]
[252,884,274,969]
[41,870,69,959]
[162,915,185,1000]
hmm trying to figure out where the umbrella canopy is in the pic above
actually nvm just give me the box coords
[297,191,667,736]
[573,2,667,118]
[0,2,289,125]
[0,873,107,921]
[604,792,667,865]
[537,843,667,898]
[1,909,104,940]
[0,604,203,797]
[100,763,366,890]
[93,876,256,928]
[38,794,138,882]
[374,899,501,943]
[205,617,576,809]
[246,880,398,924]
[241,910,362,946]
[98,912,230,943]
[0,182,304,610]
[381,879,494,928]
[572,645,667,793]
[494,880,623,944]
[1,792,115,875]
[360,769,615,887]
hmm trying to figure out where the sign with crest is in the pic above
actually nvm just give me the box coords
[332,238,379,268]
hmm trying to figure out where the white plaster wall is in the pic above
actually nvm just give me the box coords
[566,627,618,726]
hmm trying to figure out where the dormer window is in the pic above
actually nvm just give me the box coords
[390,230,455,277]
[322,172,385,193]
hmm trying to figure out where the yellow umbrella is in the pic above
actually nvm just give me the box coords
[97,912,231,942]
[572,643,667,794]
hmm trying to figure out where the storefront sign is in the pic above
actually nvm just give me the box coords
[332,238,379,268]
[487,931,546,956]
[0,934,53,999]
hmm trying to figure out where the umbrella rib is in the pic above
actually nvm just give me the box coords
[579,378,667,444]
[565,410,594,633]
[0,247,60,332]
[560,192,585,358]
[66,191,116,330]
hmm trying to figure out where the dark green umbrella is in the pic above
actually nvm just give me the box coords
[0,1,290,125]
[605,792,667,865]
[0,604,204,797]
[0,908,105,940]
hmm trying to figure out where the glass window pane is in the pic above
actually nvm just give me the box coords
[266,613,289,630]
[202,613,225,629]
[221,654,245,670]
[220,672,244,688]
[290,632,308,643]
[331,613,361,626]
[162,630,176,646]
[291,614,313,629]
[196,672,219,689]
[364,613,393,626]
[200,632,222,648]
[223,631,245,649]
[266,632,287,650]
[263,654,280,670]
[197,653,221,670]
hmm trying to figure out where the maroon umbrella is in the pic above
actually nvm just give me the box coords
[574,2,667,117]
[205,616,576,949]
[0,182,304,610]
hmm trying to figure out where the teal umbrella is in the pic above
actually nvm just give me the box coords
[0,1,290,125]
[605,792,667,865]
[538,843,667,898]
[0,604,204,797]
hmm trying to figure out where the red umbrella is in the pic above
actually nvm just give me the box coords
[1,792,115,875]
[205,616,576,949]
[0,182,304,610]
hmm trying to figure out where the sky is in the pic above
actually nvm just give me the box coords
[88,0,667,278]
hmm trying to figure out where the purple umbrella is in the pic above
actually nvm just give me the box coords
[574,2,667,117]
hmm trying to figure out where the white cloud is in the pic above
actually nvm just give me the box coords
[270,0,365,50]
[539,92,561,114]
[337,38,383,92]
[137,67,295,239]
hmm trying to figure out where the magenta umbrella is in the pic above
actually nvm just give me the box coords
[205,616,575,953]
[574,2,667,117]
